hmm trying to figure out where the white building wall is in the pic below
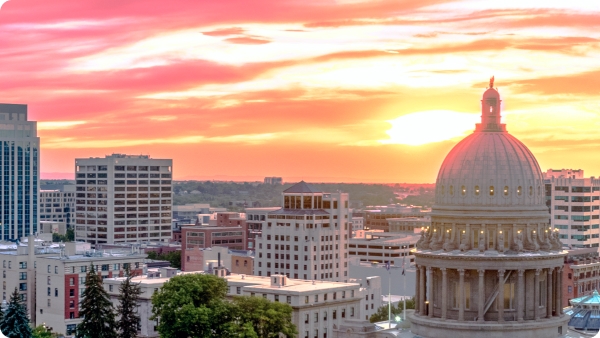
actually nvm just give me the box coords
[74,154,173,244]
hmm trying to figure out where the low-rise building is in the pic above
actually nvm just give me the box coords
[39,185,76,230]
[562,247,600,308]
[363,205,429,231]
[35,246,147,336]
[387,216,430,234]
[348,231,417,266]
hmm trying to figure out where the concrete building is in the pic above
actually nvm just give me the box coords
[387,216,431,234]
[561,247,600,309]
[410,82,568,337]
[543,169,600,249]
[39,185,75,230]
[181,225,247,271]
[181,244,254,274]
[74,154,173,244]
[0,103,39,240]
[246,207,280,251]
[264,177,283,185]
[363,206,429,232]
[351,216,364,232]
[348,231,416,266]
[353,276,382,321]
[35,245,146,336]
[254,181,350,282]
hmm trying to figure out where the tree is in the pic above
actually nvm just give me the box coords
[369,297,415,323]
[116,266,141,338]
[0,288,32,338]
[76,264,117,338]
[146,250,181,269]
[31,325,59,338]
[226,296,297,338]
[151,274,231,338]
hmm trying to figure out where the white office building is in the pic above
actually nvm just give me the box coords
[0,103,39,240]
[544,169,600,248]
[74,154,173,244]
[39,185,75,229]
[254,181,350,282]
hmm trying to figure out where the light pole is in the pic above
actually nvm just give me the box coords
[387,246,392,329]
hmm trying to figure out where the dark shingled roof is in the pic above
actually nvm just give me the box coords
[283,181,320,193]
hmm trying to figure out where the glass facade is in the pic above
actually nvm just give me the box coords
[0,104,39,240]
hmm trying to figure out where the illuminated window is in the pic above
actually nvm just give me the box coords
[461,186,466,196]
[474,185,480,196]
[503,186,509,196]
[489,186,494,196]
[517,186,522,196]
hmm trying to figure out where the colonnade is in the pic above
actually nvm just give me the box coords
[414,264,564,322]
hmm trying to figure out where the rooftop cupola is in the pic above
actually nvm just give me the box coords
[476,76,506,132]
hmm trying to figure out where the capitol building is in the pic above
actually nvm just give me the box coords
[409,79,569,338]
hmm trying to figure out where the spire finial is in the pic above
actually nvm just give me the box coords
[489,76,494,88]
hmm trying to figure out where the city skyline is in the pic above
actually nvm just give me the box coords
[2,1,600,183]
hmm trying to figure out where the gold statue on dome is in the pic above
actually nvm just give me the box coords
[489,76,495,88]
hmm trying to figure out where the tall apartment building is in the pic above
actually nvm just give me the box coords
[39,184,75,229]
[544,169,600,248]
[246,207,279,250]
[74,154,173,245]
[254,181,350,282]
[0,103,39,240]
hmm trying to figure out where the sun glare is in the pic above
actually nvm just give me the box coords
[382,110,479,146]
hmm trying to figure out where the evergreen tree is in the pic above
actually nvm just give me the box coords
[76,264,117,338]
[0,288,32,338]
[116,266,141,338]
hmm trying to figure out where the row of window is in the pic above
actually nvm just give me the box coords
[257,271,348,278]
[77,173,171,178]
[555,186,600,193]
[76,199,171,205]
[76,186,171,192]
[76,179,172,185]
[441,185,540,197]
[555,215,600,221]
[77,165,164,171]
[555,196,600,202]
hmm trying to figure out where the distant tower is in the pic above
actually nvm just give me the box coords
[410,81,568,338]
[0,104,39,240]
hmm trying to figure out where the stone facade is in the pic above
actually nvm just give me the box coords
[409,81,569,338]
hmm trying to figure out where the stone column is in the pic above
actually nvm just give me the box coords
[441,267,448,320]
[517,269,524,322]
[415,265,420,314]
[547,268,553,318]
[557,267,563,315]
[478,269,485,322]
[458,268,465,321]
[534,268,541,320]
[420,265,426,316]
[497,269,505,322]
[427,267,433,318]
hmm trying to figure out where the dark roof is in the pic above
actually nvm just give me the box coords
[269,208,330,216]
[283,181,320,193]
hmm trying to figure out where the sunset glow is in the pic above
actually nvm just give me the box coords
[1,0,600,182]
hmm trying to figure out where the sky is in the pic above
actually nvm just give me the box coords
[1,0,600,183]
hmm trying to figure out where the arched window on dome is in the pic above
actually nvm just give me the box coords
[461,185,466,196]
[529,186,533,196]
[503,186,509,196]
[441,186,445,195]
[449,185,454,196]
[538,186,541,195]
[474,185,480,196]
[489,186,494,196]
[517,186,522,196]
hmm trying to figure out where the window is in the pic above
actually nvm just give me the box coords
[287,296,291,304]
[19,283,26,291]
[55,288,58,297]
[503,186,509,196]
[109,285,113,292]
[489,186,494,196]
[47,265,51,273]
[19,272,26,280]
[47,287,51,296]
[314,294,318,302]
[19,262,26,269]
[236,287,241,295]
[55,266,58,274]
[461,185,466,196]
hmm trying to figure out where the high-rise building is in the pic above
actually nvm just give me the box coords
[74,154,173,244]
[253,181,350,282]
[543,169,600,249]
[39,184,75,229]
[0,103,39,240]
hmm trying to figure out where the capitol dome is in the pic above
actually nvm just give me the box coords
[435,81,544,207]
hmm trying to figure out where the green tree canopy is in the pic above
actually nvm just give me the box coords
[0,288,32,338]
[226,296,297,338]
[116,267,141,338]
[76,264,117,338]
[369,297,415,323]
[151,274,231,338]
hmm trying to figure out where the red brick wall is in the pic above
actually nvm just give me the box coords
[64,274,79,320]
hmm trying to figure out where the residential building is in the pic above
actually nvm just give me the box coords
[254,181,350,282]
[544,169,600,249]
[39,185,75,230]
[0,103,39,240]
[74,154,173,244]
[363,205,429,231]
[35,245,146,336]
[348,231,416,266]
